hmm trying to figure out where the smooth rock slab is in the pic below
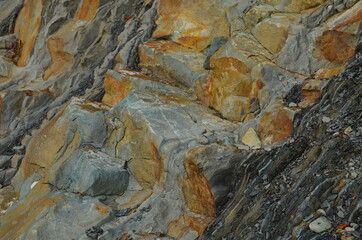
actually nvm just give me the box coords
[54,148,129,197]
[309,217,332,233]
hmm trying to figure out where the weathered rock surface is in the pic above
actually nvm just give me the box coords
[0,0,361,239]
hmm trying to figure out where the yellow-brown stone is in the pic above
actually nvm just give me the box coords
[117,114,164,189]
[197,57,251,113]
[153,0,229,51]
[253,16,291,54]
[242,128,262,149]
[167,214,214,238]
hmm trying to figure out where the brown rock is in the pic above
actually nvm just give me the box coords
[182,149,216,217]
[197,57,251,113]
[167,214,214,239]
[14,0,43,67]
[102,71,136,106]
[259,108,294,145]
[127,142,164,190]
[253,16,292,54]
[316,30,355,63]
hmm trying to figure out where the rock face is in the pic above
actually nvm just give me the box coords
[0,0,361,239]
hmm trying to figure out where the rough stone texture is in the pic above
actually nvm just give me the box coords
[0,0,361,239]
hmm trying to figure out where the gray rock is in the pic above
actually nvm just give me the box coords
[54,148,129,196]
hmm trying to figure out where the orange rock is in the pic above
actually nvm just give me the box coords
[14,0,43,67]
[167,214,214,238]
[337,224,350,230]
[316,30,355,63]
[197,57,251,112]
[182,149,216,217]
[258,109,294,145]
[102,72,133,106]
[153,0,229,51]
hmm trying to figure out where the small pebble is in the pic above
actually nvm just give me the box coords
[317,209,327,216]
[350,172,358,179]
[337,211,345,218]
[348,162,355,167]
[345,227,355,232]
[333,132,340,137]
[309,217,332,233]
[322,116,331,123]
[289,102,297,107]
[344,127,353,135]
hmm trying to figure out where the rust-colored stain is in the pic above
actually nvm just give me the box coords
[182,150,216,217]
[95,205,110,215]
[259,109,293,145]
[150,142,164,185]
[102,73,132,106]
[76,0,99,21]
[316,30,355,63]
[14,0,43,67]
[167,214,214,239]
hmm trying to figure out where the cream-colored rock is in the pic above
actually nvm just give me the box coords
[242,128,262,149]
